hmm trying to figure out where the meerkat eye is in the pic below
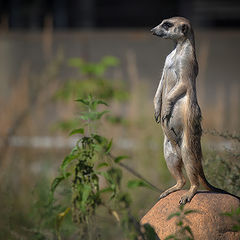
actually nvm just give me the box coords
[162,22,173,30]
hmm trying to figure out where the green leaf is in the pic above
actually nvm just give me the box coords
[114,155,129,163]
[184,209,198,215]
[165,235,176,240]
[96,110,109,119]
[99,187,114,194]
[177,220,183,226]
[60,155,77,175]
[92,143,103,152]
[79,184,92,213]
[51,176,64,193]
[167,212,181,220]
[97,162,109,169]
[144,224,157,239]
[92,134,108,144]
[82,184,92,204]
[95,99,109,106]
[69,128,84,136]
[50,174,70,194]
[75,98,90,106]
[183,226,194,237]
[127,179,150,189]
[70,146,78,155]
[79,111,109,121]
[90,99,108,110]
[105,139,113,153]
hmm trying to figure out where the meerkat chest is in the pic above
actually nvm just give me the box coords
[163,49,179,92]
[164,49,176,69]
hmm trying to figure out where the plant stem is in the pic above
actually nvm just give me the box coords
[108,153,162,193]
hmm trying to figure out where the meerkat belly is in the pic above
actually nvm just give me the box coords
[161,96,187,145]
[164,68,177,92]
[161,67,187,140]
[168,96,187,134]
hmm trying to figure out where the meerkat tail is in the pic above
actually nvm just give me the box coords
[198,168,240,200]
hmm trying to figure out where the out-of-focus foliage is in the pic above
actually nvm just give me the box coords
[165,205,197,240]
[50,95,157,239]
[53,56,128,133]
[222,206,240,232]
[55,56,128,102]
[203,130,240,196]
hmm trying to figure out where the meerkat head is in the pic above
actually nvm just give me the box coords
[151,17,192,41]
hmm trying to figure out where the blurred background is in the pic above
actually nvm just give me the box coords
[0,0,239,239]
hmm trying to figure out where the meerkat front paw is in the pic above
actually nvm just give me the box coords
[154,111,161,123]
[162,101,173,122]
[162,109,171,122]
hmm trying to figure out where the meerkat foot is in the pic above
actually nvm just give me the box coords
[179,194,193,205]
[158,191,169,200]
[158,182,185,201]
[158,188,181,201]
[179,189,197,205]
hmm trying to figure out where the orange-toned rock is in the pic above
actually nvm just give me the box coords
[141,190,240,240]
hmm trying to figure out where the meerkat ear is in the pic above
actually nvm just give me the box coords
[181,24,188,35]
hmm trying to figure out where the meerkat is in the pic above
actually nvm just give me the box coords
[151,16,240,205]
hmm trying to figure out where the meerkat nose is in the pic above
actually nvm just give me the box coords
[151,27,157,35]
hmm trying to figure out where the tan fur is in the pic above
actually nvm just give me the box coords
[151,17,240,204]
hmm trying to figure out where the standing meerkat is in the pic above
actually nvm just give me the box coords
[151,16,239,204]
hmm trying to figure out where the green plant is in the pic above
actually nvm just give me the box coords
[50,95,157,240]
[53,56,128,133]
[55,56,128,102]
[222,206,240,232]
[165,205,197,240]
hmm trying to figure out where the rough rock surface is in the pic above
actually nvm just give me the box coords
[141,190,240,240]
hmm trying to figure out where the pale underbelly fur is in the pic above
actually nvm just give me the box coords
[162,95,187,140]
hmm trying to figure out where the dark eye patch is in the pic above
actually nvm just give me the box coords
[162,21,173,30]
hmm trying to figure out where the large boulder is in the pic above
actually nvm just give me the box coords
[141,190,240,240]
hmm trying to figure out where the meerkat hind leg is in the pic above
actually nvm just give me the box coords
[159,138,186,200]
[179,146,200,205]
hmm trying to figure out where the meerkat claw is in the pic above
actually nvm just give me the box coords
[179,194,192,205]
[179,198,186,205]
[155,112,161,123]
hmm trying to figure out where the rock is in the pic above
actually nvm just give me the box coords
[141,190,240,240]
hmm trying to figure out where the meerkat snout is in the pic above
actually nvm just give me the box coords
[151,20,175,38]
[151,25,167,38]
